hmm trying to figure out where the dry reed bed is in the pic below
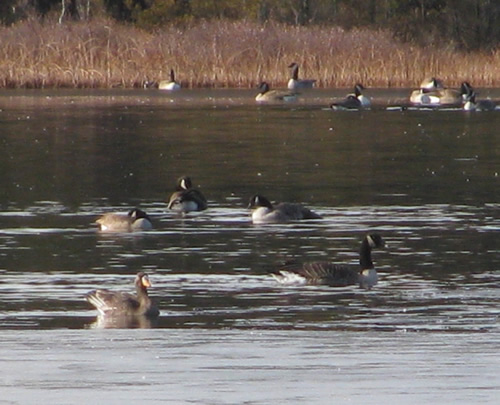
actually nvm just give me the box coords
[1,19,500,89]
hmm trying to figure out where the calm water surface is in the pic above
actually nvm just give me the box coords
[0,89,498,404]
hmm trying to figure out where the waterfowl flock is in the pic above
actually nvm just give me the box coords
[147,63,498,111]
[89,171,388,323]
[83,62,497,324]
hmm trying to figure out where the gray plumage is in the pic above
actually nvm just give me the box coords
[167,176,208,212]
[96,208,152,232]
[272,234,385,289]
[85,272,159,317]
[248,194,322,224]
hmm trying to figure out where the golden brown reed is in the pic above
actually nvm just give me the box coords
[1,18,499,89]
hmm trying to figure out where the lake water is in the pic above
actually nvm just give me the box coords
[0,88,499,404]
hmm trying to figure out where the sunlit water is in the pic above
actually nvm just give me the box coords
[0,89,498,404]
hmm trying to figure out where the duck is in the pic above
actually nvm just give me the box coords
[463,88,497,111]
[167,176,208,212]
[158,69,181,91]
[287,62,317,90]
[85,272,160,317]
[271,233,385,289]
[248,194,322,224]
[95,208,152,232]
[255,82,298,102]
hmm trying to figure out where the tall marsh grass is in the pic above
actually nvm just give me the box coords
[1,18,500,89]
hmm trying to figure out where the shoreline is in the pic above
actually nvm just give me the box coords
[1,19,500,90]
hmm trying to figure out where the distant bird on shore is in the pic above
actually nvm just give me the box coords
[158,69,181,91]
[248,194,322,224]
[95,208,152,232]
[287,62,317,90]
[85,272,159,318]
[255,82,298,102]
[167,176,208,212]
[330,84,370,110]
[271,233,385,289]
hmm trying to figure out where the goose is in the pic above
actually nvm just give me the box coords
[462,85,497,111]
[410,77,443,104]
[255,82,298,102]
[158,69,181,91]
[420,77,444,91]
[248,194,322,224]
[96,208,152,232]
[272,233,385,289]
[330,94,362,110]
[287,62,317,90]
[410,79,471,106]
[330,84,370,110]
[85,272,160,317]
[167,176,208,212]
[351,83,371,107]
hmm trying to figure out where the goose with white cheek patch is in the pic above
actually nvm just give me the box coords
[95,208,152,232]
[167,176,208,212]
[287,62,317,90]
[272,234,385,289]
[330,84,370,110]
[248,194,322,224]
[255,82,298,102]
[158,69,181,91]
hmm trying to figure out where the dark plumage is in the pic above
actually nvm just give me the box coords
[287,62,317,89]
[85,272,159,317]
[255,82,298,102]
[330,84,370,110]
[248,194,322,224]
[167,176,208,212]
[272,234,385,289]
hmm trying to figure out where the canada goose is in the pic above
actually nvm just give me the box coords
[351,83,371,107]
[95,208,152,232]
[158,69,181,91]
[85,272,159,317]
[272,234,385,289]
[330,84,371,110]
[420,77,444,91]
[248,194,322,224]
[287,62,317,90]
[255,82,298,102]
[410,79,471,106]
[330,95,362,110]
[167,176,208,212]
[410,77,443,104]
[463,91,496,111]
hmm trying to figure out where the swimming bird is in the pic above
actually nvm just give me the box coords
[158,69,181,91]
[271,234,385,289]
[463,88,497,111]
[85,272,160,317]
[351,83,371,107]
[330,84,370,110]
[95,208,152,232]
[287,62,317,90]
[410,79,471,106]
[248,194,322,224]
[330,94,362,110]
[255,82,298,102]
[167,176,208,212]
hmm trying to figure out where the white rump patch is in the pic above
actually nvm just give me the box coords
[272,271,307,285]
